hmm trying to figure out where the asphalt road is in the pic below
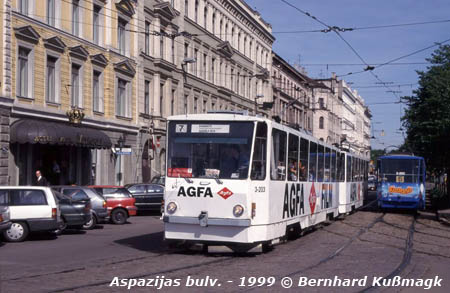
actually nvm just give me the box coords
[1,192,450,293]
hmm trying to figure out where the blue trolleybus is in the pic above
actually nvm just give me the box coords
[377,155,426,210]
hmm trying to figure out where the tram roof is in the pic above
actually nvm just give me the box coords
[167,112,266,122]
[379,155,424,160]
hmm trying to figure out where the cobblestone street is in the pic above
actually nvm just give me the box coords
[1,193,449,293]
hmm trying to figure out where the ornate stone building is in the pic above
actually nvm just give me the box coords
[135,0,274,182]
[1,0,140,185]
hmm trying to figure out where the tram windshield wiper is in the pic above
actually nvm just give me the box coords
[214,178,223,185]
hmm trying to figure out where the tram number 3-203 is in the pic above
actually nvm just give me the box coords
[254,186,266,193]
[238,277,276,287]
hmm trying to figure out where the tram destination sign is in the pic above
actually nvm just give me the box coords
[191,124,230,134]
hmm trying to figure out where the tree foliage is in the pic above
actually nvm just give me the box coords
[402,45,450,176]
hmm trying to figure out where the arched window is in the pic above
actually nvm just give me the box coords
[319,116,324,129]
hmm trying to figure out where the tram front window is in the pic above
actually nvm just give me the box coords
[380,159,420,183]
[167,121,254,179]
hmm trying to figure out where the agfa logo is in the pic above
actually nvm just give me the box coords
[309,184,317,214]
[218,187,233,200]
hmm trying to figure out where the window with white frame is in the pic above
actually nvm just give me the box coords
[71,64,83,107]
[194,97,198,113]
[171,37,175,63]
[118,18,128,55]
[204,7,207,29]
[72,0,80,36]
[212,13,216,34]
[194,0,198,22]
[46,55,59,103]
[17,46,33,98]
[47,0,55,26]
[93,70,104,112]
[144,80,150,114]
[160,83,164,116]
[211,57,215,83]
[185,0,188,17]
[160,30,165,59]
[184,94,188,114]
[93,4,101,45]
[116,78,130,117]
[19,0,29,14]
[203,53,207,79]
[171,89,175,115]
[145,21,150,55]
[194,48,198,75]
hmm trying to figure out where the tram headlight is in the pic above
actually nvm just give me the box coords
[233,204,244,217]
[166,202,177,214]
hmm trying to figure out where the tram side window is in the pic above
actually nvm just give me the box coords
[336,151,341,182]
[324,147,331,182]
[299,138,309,181]
[331,150,337,182]
[340,152,345,182]
[288,134,299,181]
[309,142,317,182]
[346,155,352,182]
[270,129,287,181]
[352,157,357,182]
[251,122,267,180]
[317,144,324,182]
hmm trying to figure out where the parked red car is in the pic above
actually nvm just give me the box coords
[88,186,137,224]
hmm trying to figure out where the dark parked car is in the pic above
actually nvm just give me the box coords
[0,206,11,234]
[88,186,137,225]
[125,184,164,212]
[53,186,108,229]
[53,190,92,231]
[151,175,165,186]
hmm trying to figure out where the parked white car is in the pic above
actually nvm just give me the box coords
[0,187,62,242]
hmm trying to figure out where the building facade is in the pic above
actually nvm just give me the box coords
[271,53,314,133]
[1,0,141,185]
[135,0,274,182]
[312,73,342,145]
[337,79,371,158]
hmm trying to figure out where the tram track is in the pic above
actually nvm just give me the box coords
[360,214,417,292]
[46,255,236,293]
[243,199,383,291]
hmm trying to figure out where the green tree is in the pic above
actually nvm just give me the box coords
[402,44,450,198]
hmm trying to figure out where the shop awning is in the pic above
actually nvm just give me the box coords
[10,119,112,149]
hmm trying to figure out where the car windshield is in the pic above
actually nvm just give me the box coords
[167,121,254,179]
[380,158,421,183]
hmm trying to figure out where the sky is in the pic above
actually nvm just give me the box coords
[245,0,450,150]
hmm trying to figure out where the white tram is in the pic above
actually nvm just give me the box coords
[163,112,368,251]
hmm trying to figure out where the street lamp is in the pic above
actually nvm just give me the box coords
[254,94,264,115]
[182,58,197,82]
[117,135,125,185]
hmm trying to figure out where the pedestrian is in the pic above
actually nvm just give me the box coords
[35,170,49,186]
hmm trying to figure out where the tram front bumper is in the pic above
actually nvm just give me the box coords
[163,215,251,227]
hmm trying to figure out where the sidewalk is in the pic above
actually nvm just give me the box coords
[437,209,450,225]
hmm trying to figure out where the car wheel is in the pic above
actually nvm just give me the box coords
[83,215,97,230]
[111,209,128,225]
[4,222,29,242]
